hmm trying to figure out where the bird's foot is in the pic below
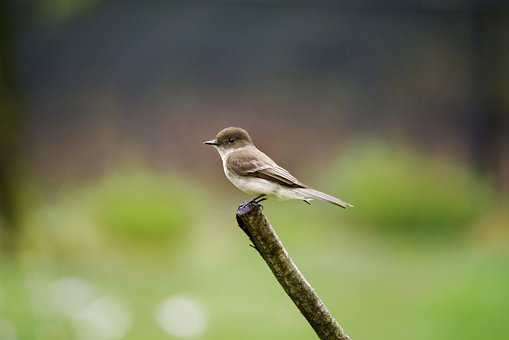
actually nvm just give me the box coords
[252,194,267,204]
[238,195,266,213]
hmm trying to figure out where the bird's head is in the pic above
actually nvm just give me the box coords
[204,127,253,151]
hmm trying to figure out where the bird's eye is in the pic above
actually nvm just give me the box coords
[228,138,235,144]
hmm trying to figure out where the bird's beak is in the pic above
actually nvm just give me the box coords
[203,139,218,146]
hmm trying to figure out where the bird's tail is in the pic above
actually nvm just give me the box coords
[296,188,353,209]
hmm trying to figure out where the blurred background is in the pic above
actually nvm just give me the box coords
[1,1,509,339]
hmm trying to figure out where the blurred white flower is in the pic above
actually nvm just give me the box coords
[72,296,131,340]
[0,319,17,340]
[155,295,207,337]
[49,277,97,316]
[24,274,52,316]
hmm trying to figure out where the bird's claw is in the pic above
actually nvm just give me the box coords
[251,194,267,204]
[238,195,267,213]
[245,194,267,206]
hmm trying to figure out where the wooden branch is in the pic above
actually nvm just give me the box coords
[236,201,351,340]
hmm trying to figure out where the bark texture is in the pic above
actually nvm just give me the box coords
[236,201,351,340]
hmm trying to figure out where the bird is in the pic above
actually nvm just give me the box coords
[204,127,353,208]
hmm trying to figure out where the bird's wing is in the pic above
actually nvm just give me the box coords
[227,149,307,188]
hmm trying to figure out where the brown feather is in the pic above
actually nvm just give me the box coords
[227,148,307,188]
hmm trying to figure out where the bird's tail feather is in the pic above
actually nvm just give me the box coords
[297,188,353,209]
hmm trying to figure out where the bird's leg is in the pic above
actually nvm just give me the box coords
[251,194,265,201]
[251,194,267,204]
[239,194,267,210]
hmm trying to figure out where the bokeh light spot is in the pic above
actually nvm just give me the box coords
[49,277,97,316]
[155,296,207,337]
[72,296,131,340]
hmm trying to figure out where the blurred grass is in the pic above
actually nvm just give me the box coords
[1,154,508,339]
[1,229,508,340]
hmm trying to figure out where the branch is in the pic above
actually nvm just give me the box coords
[235,202,351,340]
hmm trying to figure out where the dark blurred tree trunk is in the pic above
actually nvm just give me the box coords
[0,1,108,253]
[469,6,509,191]
[0,1,26,254]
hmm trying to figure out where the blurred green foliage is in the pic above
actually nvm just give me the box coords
[2,162,508,340]
[432,258,509,339]
[91,169,197,241]
[328,143,492,237]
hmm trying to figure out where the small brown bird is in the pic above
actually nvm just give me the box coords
[204,127,352,208]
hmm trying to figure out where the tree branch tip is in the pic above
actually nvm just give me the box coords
[235,201,262,218]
